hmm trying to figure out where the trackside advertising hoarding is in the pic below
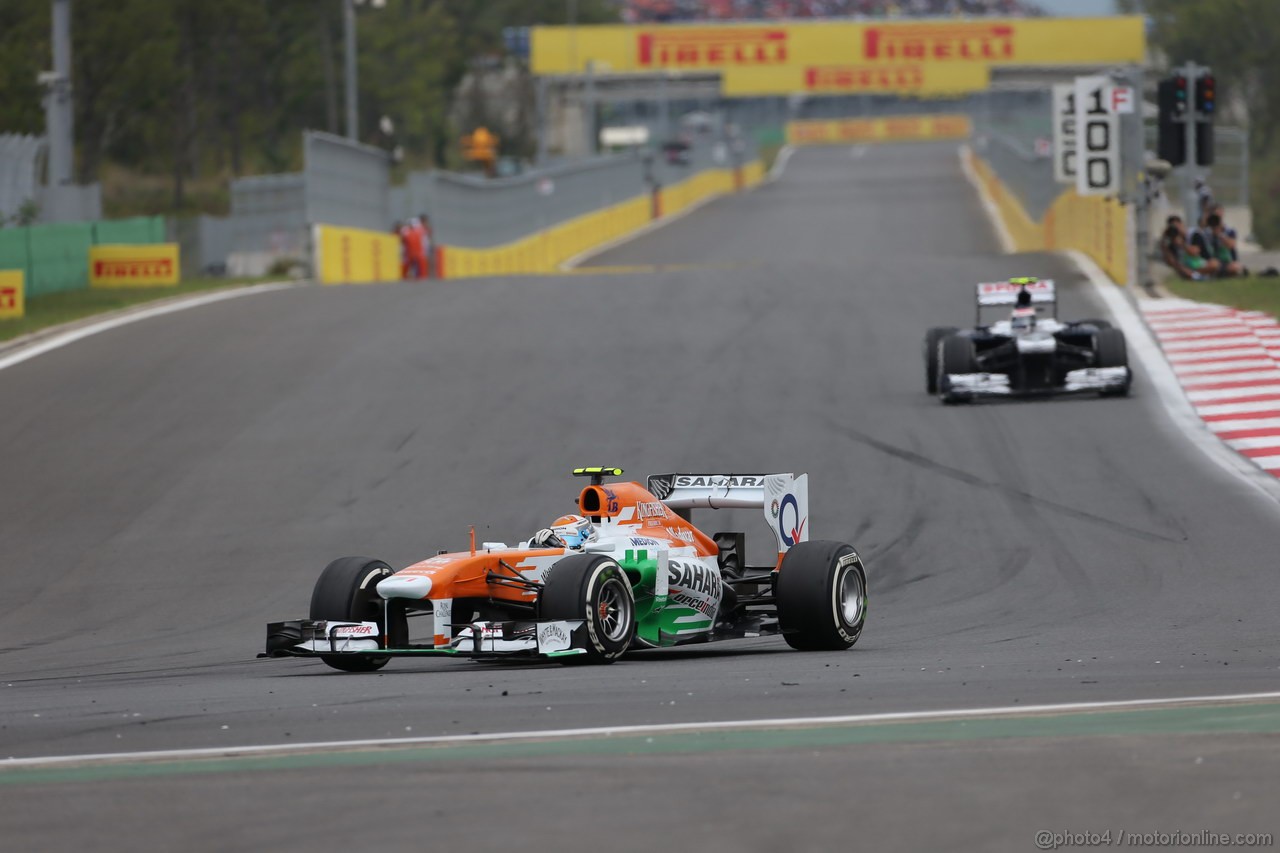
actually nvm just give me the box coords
[0,270,23,319]
[722,62,989,97]
[786,115,972,145]
[88,244,181,287]
[530,17,1145,76]
[313,224,400,285]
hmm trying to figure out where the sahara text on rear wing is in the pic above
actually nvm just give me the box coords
[976,279,1056,323]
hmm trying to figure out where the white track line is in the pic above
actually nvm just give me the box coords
[0,282,302,373]
[768,144,795,181]
[958,144,1014,254]
[5,690,1280,769]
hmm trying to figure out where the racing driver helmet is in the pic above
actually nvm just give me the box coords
[1010,306,1037,332]
[551,514,597,549]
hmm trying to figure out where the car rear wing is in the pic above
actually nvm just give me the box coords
[976,279,1056,322]
[646,472,809,556]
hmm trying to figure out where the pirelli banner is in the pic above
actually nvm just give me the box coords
[89,244,181,287]
[786,115,972,145]
[723,63,989,97]
[0,270,23,319]
[532,17,1144,95]
[313,223,400,285]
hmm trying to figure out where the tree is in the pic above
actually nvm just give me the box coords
[1134,0,1280,245]
[0,0,621,215]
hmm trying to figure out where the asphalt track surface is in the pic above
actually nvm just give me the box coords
[2,143,1278,850]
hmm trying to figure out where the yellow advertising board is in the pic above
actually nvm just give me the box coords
[786,114,972,145]
[531,17,1144,75]
[89,244,180,287]
[313,224,400,285]
[722,62,989,97]
[0,270,24,319]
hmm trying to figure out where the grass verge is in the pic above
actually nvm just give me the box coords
[759,142,784,174]
[1164,275,1280,317]
[0,276,276,344]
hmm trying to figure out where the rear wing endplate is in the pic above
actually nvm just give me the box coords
[645,472,809,556]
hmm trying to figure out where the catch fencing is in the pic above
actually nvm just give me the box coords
[0,134,44,224]
[209,132,392,277]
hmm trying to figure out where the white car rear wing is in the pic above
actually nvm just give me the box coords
[977,279,1056,307]
[646,472,810,555]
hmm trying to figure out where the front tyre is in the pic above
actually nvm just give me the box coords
[775,540,867,651]
[938,334,977,404]
[539,554,636,664]
[924,326,958,394]
[1095,327,1131,397]
[309,556,393,672]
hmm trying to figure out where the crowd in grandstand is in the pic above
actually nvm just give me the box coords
[618,0,1043,22]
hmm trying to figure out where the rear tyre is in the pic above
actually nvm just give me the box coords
[1076,318,1113,330]
[1094,327,1130,396]
[924,326,958,394]
[539,554,636,664]
[309,556,393,672]
[775,540,867,651]
[938,334,977,404]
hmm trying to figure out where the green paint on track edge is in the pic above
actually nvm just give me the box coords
[5,701,1280,787]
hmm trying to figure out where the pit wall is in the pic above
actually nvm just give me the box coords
[964,147,1129,285]
[314,160,764,284]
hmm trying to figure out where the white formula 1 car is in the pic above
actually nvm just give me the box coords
[924,277,1131,403]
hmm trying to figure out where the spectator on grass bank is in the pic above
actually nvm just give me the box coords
[1204,213,1246,277]
[1159,215,1188,276]
[1188,210,1246,279]
[1208,203,1239,262]
[1162,217,1218,281]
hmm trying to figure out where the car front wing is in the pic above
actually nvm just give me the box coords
[262,618,590,661]
[943,366,1130,398]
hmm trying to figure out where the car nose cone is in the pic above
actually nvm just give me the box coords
[376,573,432,600]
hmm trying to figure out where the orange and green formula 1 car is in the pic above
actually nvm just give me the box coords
[263,467,867,670]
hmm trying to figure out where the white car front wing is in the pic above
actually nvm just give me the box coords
[945,366,1129,397]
